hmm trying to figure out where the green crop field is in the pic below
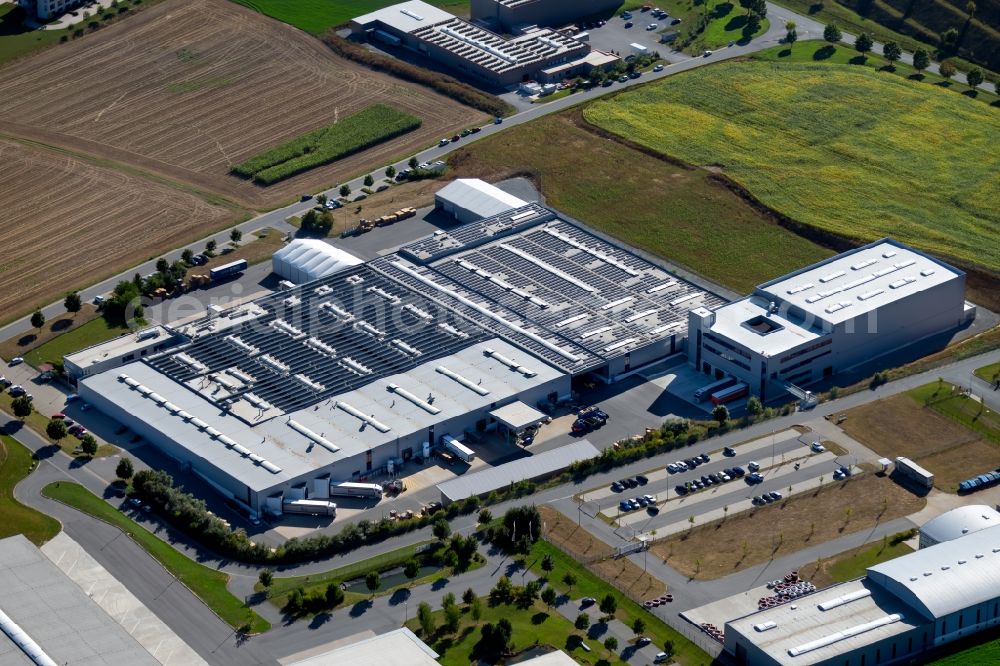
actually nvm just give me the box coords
[585,61,1000,272]
[233,104,421,185]
[229,0,469,35]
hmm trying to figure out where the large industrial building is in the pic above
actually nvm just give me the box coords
[725,518,1000,665]
[350,1,615,86]
[688,238,975,402]
[471,0,624,32]
[77,203,722,516]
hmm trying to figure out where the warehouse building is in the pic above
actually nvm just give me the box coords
[918,505,1000,549]
[688,238,975,403]
[0,535,159,666]
[435,178,527,224]
[471,0,624,32]
[272,239,362,285]
[64,325,180,385]
[76,203,720,516]
[725,523,1000,665]
[350,1,604,86]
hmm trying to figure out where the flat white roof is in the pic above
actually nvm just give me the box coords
[760,239,962,326]
[436,178,528,219]
[64,326,173,368]
[707,295,823,357]
[489,400,547,430]
[726,580,919,666]
[82,338,562,491]
[288,628,438,666]
[352,0,454,34]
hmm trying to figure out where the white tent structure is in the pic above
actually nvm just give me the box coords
[272,240,362,284]
[434,179,527,224]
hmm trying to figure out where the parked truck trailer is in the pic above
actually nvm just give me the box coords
[210,259,248,282]
[894,456,934,489]
[282,499,336,516]
[710,382,748,406]
[442,434,475,463]
[694,376,736,402]
[329,481,383,498]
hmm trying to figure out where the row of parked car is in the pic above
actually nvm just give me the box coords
[610,474,648,491]
[751,491,783,505]
[571,406,609,434]
[619,494,657,512]
[675,465,747,495]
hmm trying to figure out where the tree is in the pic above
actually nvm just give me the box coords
[823,23,842,43]
[116,457,134,480]
[746,395,763,417]
[154,257,168,273]
[364,173,374,187]
[417,601,435,636]
[541,587,557,608]
[541,554,554,572]
[966,67,984,88]
[230,229,242,245]
[30,310,45,330]
[739,0,766,17]
[912,48,930,72]
[854,32,873,55]
[205,240,217,255]
[46,418,68,440]
[325,582,344,607]
[632,617,646,636]
[490,575,514,605]
[339,184,351,197]
[385,165,396,178]
[966,0,976,16]
[478,508,492,524]
[316,193,328,206]
[444,601,461,633]
[408,156,419,169]
[940,27,959,51]
[181,249,194,264]
[80,434,98,456]
[12,396,32,419]
[64,291,82,313]
[462,588,477,605]
[562,572,577,590]
[939,60,957,77]
[258,569,274,589]
[599,593,617,618]
[575,612,590,630]
[471,596,483,621]
[785,22,797,47]
[712,404,729,425]
[365,570,380,596]
[432,517,451,540]
[604,636,619,654]
[404,559,420,585]
[882,41,901,66]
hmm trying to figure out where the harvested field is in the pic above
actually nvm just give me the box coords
[0,0,484,210]
[650,474,924,579]
[538,506,662,601]
[0,139,236,322]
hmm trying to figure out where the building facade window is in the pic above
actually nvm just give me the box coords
[779,337,832,364]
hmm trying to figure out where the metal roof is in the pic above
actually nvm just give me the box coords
[920,505,1000,545]
[759,238,963,326]
[64,326,173,369]
[351,0,454,34]
[489,400,547,430]
[272,239,362,284]
[438,439,598,502]
[867,523,1000,619]
[0,536,157,666]
[435,178,527,220]
[288,628,438,666]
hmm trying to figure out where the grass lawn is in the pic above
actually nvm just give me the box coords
[584,61,1000,273]
[929,631,1000,664]
[24,315,130,369]
[909,382,1000,445]
[753,40,999,106]
[0,4,67,67]
[798,532,914,588]
[0,434,60,546]
[42,481,270,634]
[448,112,832,294]
[0,305,100,362]
[528,540,710,666]
[975,361,1000,385]
[651,474,925,579]
[407,594,623,665]
[228,0,469,35]
[0,394,116,457]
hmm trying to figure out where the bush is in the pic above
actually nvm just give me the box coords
[232,105,422,185]
[323,34,513,118]
[46,419,68,440]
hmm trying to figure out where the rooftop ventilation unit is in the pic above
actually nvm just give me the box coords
[786,283,814,295]
[436,366,490,396]
[556,314,589,328]
[647,281,677,293]
[851,259,878,270]
[335,401,391,432]
[261,461,282,474]
[882,250,897,258]
[388,383,441,414]
[603,297,634,310]
[295,374,326,392]
[818,588,871,611]
[788,614,903,657]
[580,325,613,339]
[625,309,657,323]
[306,337,337,358]
[225,335,259,356]
[340,357,373,376]
[604,338,637,352]
[288,419,340,452]
[753,621,777,632]
[652,322,683,335]
[484,347,536,377]
[669,293,700,307]
[819,270,846,283]
[400,8,424,21]
[403,304,434,321]
[259,354,291,375]
[391,339,422,357]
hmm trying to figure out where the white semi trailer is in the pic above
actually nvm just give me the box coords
[442,434,475,463]
[329,481,383,498]
[282,499,337,516]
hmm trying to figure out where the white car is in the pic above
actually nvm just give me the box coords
[9,357,23,366]
[653,64,664,72]
[748,461,760,472]
[703,50,714,56]
[811,441,826,453]
[438,138,450,146]
[646,22,658,30]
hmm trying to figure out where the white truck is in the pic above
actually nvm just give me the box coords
[329,481,383,498]
[442,434,475,463]
[282,499,336,516]
[894,457,934,490]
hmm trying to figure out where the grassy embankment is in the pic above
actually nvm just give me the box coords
[0,433,60,545]
[975,361,1000,384]
[229,0,470,35]
[448,112,832,294]
[584,61,999,274]
[42,481,270,634]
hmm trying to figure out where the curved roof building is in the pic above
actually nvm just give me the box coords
[919,505,1000,548]
[272,239,362,284]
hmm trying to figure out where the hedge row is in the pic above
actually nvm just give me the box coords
[232,104,421,185]
[322,33,514,118]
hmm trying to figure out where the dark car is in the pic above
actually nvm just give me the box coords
[571,419,589,434]
[625,478,639,488]
[723,446,736,456]
[675,484,688,495]
[700,475,712,486]
[731,466,746,477]
[611,482,624,492]
[636,475,649,485]
[699,453,710,463]
[708,473,721,484]
[583,415,605,429]
[692,479,704,489]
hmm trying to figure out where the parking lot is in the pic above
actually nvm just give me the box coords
[584,8,681,61]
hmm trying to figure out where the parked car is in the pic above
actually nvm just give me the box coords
[748,461,760,472]
[699,453,710,463]
[51,413,66,420]
[637,497,649,507]
[611,482,624,492]
[643,494,655,503]
[667,463,678,473]
[647,505,659,515]
[646,22,658,30]
[723,446,736,457]
[581,597,597,606]
[8,385,25,396]
[620,500,632,511]
[653,63,664,72]
[811,441,826,453]
[671,18,682,24]
[752,495,763,505]
[625,478,639,488]
[624,20,633,28]
[719,472,731,482]
[300,194,312,201]
[494,116,503,124]
[769,491,783,501]
[692,479,704,489]
[675,484,688,495]
[636,637,651,647]
[703,49,713,56]
[674,460,688,471]
[731,466,746,477]
[701,475,712,486]
[439,138,451,146]
[655,652,670,663]
[636,475,649,485]
[708,473,721,484]
[9,357,24,366]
